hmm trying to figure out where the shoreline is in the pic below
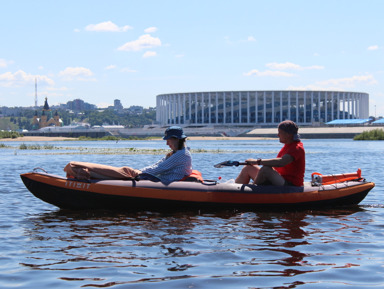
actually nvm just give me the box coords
[0,136,274,142]
[0,136,79,142]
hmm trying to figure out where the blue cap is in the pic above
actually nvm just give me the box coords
[163,126,187,140]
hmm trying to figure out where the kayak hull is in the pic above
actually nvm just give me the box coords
[20,172,375,210]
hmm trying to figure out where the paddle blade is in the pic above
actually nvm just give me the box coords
[214,160,240,168]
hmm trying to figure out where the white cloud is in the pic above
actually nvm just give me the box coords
[288,74,377,90]
[105,65,117,70]
[59,67,95,81]
[85,21,133,32]
[143,51,157,58]
[144,27,158,33]
[266,62,324,70]
[244,69,295,77]
[118,34,162,51]
[247,36,256,42]
[317,75,377,87]
[245,62,324,78]
[0,70,54,87]
[175,54,185,58]
[0,59,13,68]
[367,45,379,51]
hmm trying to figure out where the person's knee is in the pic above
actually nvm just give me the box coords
[259,166,273,174]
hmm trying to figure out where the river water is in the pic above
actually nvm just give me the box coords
[0,139,383,288]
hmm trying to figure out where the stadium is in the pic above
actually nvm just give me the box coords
[156,90,369,127]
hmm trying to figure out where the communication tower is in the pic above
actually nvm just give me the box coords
[35,78,38,108]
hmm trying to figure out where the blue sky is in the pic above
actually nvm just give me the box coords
[0,0,383,116]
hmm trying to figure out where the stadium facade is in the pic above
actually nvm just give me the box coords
[156,90,369,126]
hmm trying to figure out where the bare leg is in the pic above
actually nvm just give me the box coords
[255,166,285,186]
[235,165,260,184]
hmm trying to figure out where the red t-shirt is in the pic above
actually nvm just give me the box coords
[274,141,305,186]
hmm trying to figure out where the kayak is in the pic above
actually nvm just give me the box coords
[20,169,375,210]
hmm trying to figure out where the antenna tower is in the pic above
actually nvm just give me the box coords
[34,78,38,107]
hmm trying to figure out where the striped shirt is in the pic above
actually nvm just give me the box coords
[140,147,192,185]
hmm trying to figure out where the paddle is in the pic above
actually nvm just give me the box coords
[214,160,248,168]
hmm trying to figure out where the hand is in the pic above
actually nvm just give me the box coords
[245,159,258,165]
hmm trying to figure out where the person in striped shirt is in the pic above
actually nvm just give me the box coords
[64,126,192,185]
[138,126,192,184]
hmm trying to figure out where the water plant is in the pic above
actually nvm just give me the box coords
[19,143,28,150]
[354,129,384,140]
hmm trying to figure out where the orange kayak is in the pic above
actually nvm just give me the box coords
[20,171,374,210]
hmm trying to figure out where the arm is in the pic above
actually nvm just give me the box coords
[246,154,294,167]
[140,149,189,175]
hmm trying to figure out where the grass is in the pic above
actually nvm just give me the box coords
[77,135,162,141]
[0,131,22,139]
[354,129,384,140]
[19,144,56,150]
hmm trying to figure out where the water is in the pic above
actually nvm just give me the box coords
[1,139,384,288]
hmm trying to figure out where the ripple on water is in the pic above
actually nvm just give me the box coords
[1,140,384,288]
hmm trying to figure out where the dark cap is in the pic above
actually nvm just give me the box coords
[278,120,300,141]
[163,126,187,140]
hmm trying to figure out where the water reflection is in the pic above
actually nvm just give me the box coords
[19,208,368,288]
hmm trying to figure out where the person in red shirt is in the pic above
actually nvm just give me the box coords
[235,120,305,186]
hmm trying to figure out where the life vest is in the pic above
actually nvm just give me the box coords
[181,170,204,183]
[311,168,362,185]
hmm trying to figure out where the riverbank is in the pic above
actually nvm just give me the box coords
[0,136,271,142]
[2,126,382,141]
[0,136,78,142]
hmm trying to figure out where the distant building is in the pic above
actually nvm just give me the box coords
[156,90,369,126]
[114,99,124,112]
[66,99,97,112]
[32,98,63,129]
[127,105,143,114]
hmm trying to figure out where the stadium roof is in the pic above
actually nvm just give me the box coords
[372,118,384,124]
[325,119,371,125]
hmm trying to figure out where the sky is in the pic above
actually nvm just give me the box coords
[0,0,383,116]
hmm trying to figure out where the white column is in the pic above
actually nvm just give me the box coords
[247,92,250,124]
[287,91,291,120]
[231,92,234,124]
[352,93,356,118]
[223,93,226,124]
[263,91,266,123]
[167,95,171,125]
[215,92,218,124]
[201,93,204,124]
[296,91,299,123]
[331,92,334,122]
[255,92,258,124]
[188,94,192,125]
[280,91,283,122]
[272,91,275,123]
[182,94,186,125]
[348,92,351,118]
[311,91,314,123]
[318,92,321,122]
[177,94,181,124]
[336,92,340,119]
[324,92,327,123]
[208,92,211,124]
[194,93,197,124]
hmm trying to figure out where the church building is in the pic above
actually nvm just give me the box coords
[32,97,63,129]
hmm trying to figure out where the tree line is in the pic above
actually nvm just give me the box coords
[1,108,157,131]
